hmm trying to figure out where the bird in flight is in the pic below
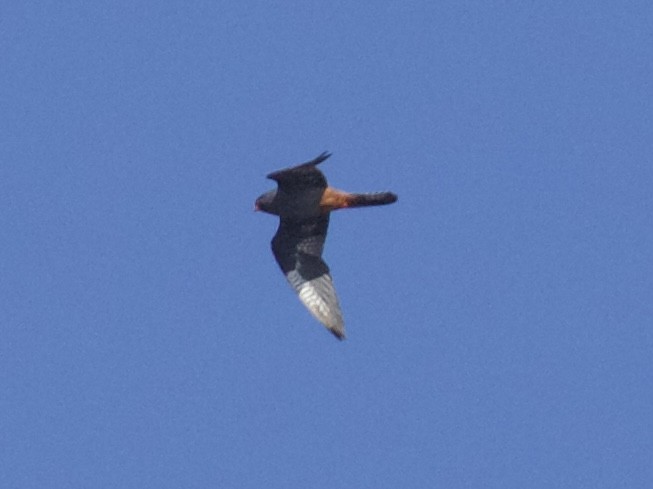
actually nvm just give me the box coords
[255,152,397,340]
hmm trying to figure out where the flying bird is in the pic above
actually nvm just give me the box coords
[255,152,397,340]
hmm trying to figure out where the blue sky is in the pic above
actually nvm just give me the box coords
[2,1,652,488]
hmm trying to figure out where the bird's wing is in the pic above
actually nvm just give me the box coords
[271,214,345,339]
[266,152,331,194]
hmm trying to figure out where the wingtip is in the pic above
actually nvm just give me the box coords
[310,151,332,166]
[265,151,332,181]
[330,328,346,341]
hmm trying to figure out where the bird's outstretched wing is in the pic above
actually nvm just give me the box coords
[271,213,345,339]
[266,152,331,194]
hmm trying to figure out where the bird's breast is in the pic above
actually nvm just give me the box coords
[273,188,325,219]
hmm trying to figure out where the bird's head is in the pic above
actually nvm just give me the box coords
[254,189,277,214]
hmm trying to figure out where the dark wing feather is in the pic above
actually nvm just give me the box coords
[271,214,345,339]
[266,152,331,194]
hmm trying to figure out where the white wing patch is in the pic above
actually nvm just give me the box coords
[286,270,345,338]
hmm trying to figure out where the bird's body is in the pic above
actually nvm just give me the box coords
[255,152,397,339]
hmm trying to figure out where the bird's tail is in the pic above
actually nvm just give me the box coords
[321,188,398,211]
[346,192,398,208]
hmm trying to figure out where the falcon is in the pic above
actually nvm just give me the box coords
[255,152,397,340]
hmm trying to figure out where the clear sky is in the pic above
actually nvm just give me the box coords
[2,2,652,488]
